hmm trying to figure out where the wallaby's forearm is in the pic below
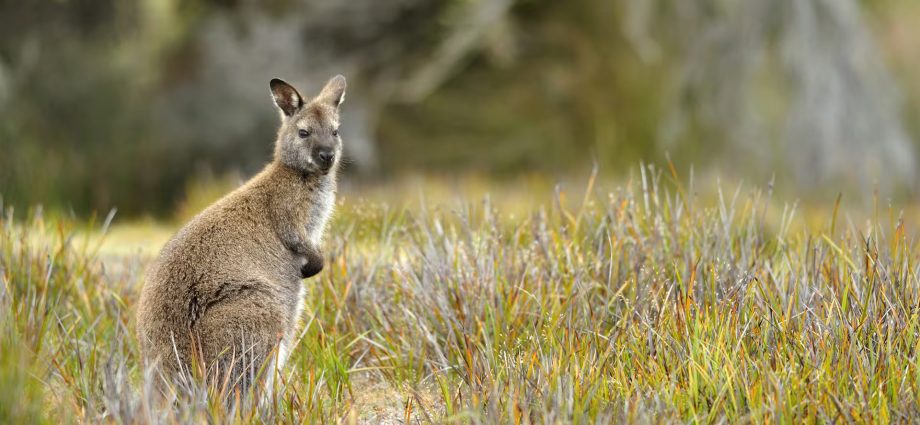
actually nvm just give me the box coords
[277,216,324,278]
[298,247,324,278]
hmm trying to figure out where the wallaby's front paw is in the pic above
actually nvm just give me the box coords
[299,249,324,279]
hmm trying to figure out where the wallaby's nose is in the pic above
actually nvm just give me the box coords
[314,148,335,169]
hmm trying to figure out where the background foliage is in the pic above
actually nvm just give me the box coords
[3,0,920,216]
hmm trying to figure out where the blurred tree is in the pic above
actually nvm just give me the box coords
[378,0,667,176]
[0,0,916,216]
[625,0,916,192]
[0,0,462,215]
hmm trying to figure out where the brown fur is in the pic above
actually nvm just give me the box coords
[136,76,347,393]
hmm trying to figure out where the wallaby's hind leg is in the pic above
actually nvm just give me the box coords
[193,297,285,399]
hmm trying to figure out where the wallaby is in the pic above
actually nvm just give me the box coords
[136,75,346,395]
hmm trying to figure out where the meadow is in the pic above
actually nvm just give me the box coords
[3,166,920,423]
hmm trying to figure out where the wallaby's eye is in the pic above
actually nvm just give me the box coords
[332,128,339,137]
[298,129,311,138]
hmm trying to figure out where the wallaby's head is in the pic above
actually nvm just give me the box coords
[270,75,346,175]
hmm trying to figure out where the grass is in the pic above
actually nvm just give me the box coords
[3,165,920,423]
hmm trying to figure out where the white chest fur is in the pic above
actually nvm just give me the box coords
[305,186,335,246]
[278,284,308,370]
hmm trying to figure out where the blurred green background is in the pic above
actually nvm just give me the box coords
[2,0,920,217]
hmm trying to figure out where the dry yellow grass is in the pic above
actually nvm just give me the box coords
[4,168,920,423]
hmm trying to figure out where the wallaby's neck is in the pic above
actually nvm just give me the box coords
[260,161,336,192]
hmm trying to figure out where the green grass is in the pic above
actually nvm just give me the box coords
[3,167,920,423]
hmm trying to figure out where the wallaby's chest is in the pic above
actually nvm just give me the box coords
[304,184,335,245]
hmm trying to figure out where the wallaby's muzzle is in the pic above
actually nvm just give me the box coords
[314,147,336,172]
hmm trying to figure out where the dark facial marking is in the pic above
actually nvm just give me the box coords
[309,106,325,123]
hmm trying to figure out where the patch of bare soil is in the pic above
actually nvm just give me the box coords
[344,373,445,424]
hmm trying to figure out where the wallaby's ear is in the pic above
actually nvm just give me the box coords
[270,78,304,117]
[317,75,346,108]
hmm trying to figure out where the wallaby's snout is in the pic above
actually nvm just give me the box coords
[314,147,335,172]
